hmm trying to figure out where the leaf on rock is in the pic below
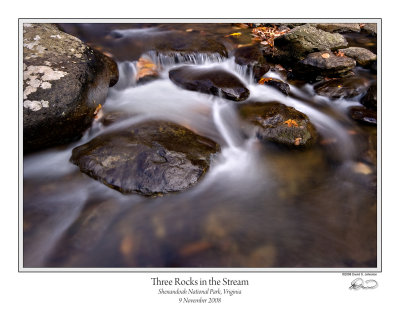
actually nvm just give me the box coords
[321,53,330,59]
[258,77,273,85]
[284,119,299,127]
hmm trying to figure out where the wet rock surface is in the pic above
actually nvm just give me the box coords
[234,45,270,79]
[70,121,220,196]
[169,65,250,101]
[349,106,377,125]
[339,47,377,66]
[361,83,377,110]
[273,24,348,61]
[238,102,317,147]
[296,51,356,79]
[23,23,118,153]
[259,77,290,95]
[314,77,368,99]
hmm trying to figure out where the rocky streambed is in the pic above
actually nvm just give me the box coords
[23,22,378,268]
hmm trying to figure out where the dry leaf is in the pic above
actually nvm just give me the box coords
[225,32,242,37]
[284,119,299,127]
[294,137,302,146]
[94,103,102,115]
[258,77,273,85]
[321,53,330,59]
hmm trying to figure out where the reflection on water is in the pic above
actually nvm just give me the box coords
[23,23,377,268]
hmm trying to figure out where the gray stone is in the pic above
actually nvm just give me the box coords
[314,23,361,33]
[273,24,348,61]
[23,23,119,153]
[70,121,220,196]
[296,51,356,78]
[339,47,377,66]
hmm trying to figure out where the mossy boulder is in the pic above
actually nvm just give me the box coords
[238,102,317,148]
[23,23,119,153]
[273,24,348,61]
[70,121,220,196]
[338,47,377,67]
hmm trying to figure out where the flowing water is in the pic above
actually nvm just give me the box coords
[23,23,377,268]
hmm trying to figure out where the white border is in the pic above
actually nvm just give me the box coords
[19,18,382,273]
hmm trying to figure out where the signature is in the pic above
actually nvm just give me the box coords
[349,278,378,290]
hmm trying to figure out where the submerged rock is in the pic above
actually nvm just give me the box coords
[314,77,368,99]
[349,106,377,125]
[70,121,220,196]
[273,24,348,61]
[234,45,270,80]
[238,102,317,147]
[338,47,377,66]
[169,66,250,101]
[296,51,356,79]
[23,23,119,153]
[361,83,377,110]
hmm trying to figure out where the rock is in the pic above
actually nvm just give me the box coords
[349,106,377,125]
[169,66,250,101]
[135,57,159,84]
[362,23,377,36]
[361,83,377,110]
[23,23,119,153]
[70,121,220,196]
[338,47,377,66]
[296,51,356,79]
[234,45,270,80]
[314,77,368,99]
[238,102,317,147]
[259,77,290,95]
[154,32,228,58]
[314,23,361,33]
[273,24,348,61]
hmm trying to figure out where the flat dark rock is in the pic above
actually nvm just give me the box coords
[70,121,220,196]
[349,106,377,125]
[296,51,356,78]
[361,83,377,110]
[169,66,250,101]
[314,77,368,99]
[238,102,317,147]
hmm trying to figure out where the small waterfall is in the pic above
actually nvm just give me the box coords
[146,50,225,68]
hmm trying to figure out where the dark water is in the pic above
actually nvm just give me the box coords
[23,23,377,268]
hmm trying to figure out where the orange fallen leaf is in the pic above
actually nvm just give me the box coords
[258,77,273,85]
[94,103,102,115]
[284,119,299,127]
[321,53,330,59]
[294,137,302,146]
[179,241,212,257]
[335,50,345,57]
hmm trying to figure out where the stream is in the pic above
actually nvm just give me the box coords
[23,23,377,268]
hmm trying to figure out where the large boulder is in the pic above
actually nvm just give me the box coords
[273,24,348,61]
[234,45,270,80]
[70,121,220,196]
[338,47,377,67]
[295,51,356,79]
[238,102,317,147]
[169,66,250,101]
[23,23,118,153]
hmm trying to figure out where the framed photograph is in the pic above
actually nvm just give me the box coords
[17,16,385,307]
